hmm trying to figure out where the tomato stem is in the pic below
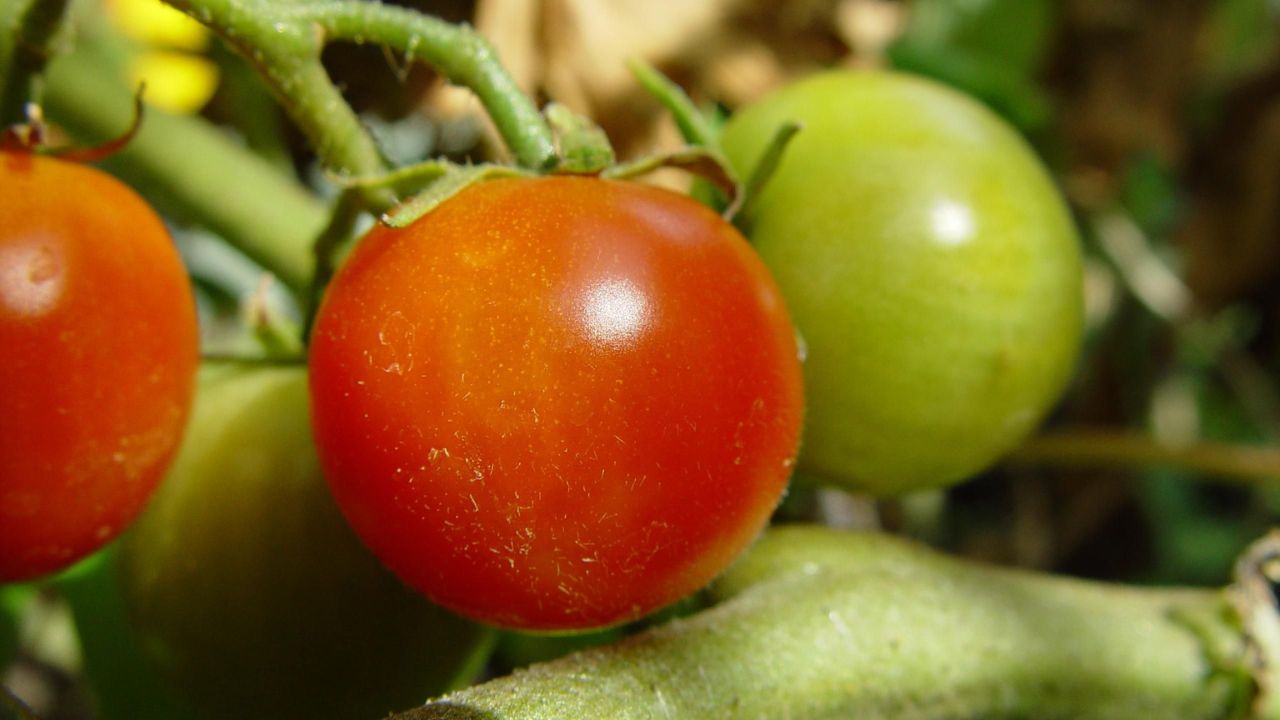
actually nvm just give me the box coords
[545,102,615,174]
[159,0,556,177]
[0,0,71,126]
[305,189,366,341]
[291,1,556,171]
[200,353,306,367]
[1011,428,1280,485]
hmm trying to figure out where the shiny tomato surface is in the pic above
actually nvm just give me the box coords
[722,71,1082,495]
[0,151,198,582]
[309,176,803,630]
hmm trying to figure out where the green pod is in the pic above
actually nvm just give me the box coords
[118,366,493,720]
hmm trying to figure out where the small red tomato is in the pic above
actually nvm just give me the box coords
[0,151,198,582]
[309,176,803,631]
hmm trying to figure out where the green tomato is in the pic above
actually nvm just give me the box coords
[722,71,1082,495]
[118,366,493,720]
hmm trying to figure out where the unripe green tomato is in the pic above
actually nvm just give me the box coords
[118,366,491,720]
[722,71,1083,495]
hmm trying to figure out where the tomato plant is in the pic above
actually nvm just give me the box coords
[721,71,1083,495]
[0,150,198,582]
[309,175,804,631]
[118,366,491,720]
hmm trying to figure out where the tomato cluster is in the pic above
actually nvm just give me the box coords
[2,64,1082,717]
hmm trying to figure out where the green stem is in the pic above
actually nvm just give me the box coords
[1011,428,1280,485]
[42,49,325,297]
[0,0,71,125]
[288,1,555,171]
[393,527,1269,720]
[162,0,386,181]
[161,0,555,175]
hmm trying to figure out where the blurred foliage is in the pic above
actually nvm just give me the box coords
[54,553,198,720]
[887,0,1054,130]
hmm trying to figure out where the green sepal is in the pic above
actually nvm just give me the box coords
[330,160,453,205]
[734,120,802,222]
[546,102,615,174]
[602,147,740,216]
[627,59,720,150]
[382,163,531,228]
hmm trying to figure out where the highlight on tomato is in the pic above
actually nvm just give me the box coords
[0,150,199,583]
[308,175,805,631]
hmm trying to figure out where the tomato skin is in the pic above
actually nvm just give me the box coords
[0,152,198,582]
[119,367,490,720]
[722,72,1083,495]
[309,176,803,631]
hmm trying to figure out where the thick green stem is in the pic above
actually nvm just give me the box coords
[394,527,1268,720]
[0,0,71,125]
[163,0,386,181]
[42,49,325,296]
[288,1,555,170]
[161,0,554,175]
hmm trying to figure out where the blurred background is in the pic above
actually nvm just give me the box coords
[4,0,1280,718]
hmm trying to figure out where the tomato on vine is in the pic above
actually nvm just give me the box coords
[0,150,198,582]
[308,175,804,631]
[722,71,1083,496]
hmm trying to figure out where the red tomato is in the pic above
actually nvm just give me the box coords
[309,176,803,630]
[0,151,198,582]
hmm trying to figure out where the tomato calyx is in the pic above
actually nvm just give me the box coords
[348,111,747,232]
[1,89,146,162]
[628,60,802,225]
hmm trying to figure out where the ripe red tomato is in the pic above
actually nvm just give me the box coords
[0,151,198,582]
[309,176,803,631]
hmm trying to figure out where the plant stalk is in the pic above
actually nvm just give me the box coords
[1012,428,1280,484]
[0,0,71,126]
[161,0,555,176]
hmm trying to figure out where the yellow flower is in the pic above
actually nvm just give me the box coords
[105,0,219,113]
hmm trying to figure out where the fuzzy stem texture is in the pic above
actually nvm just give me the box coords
[161,0,554,175]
